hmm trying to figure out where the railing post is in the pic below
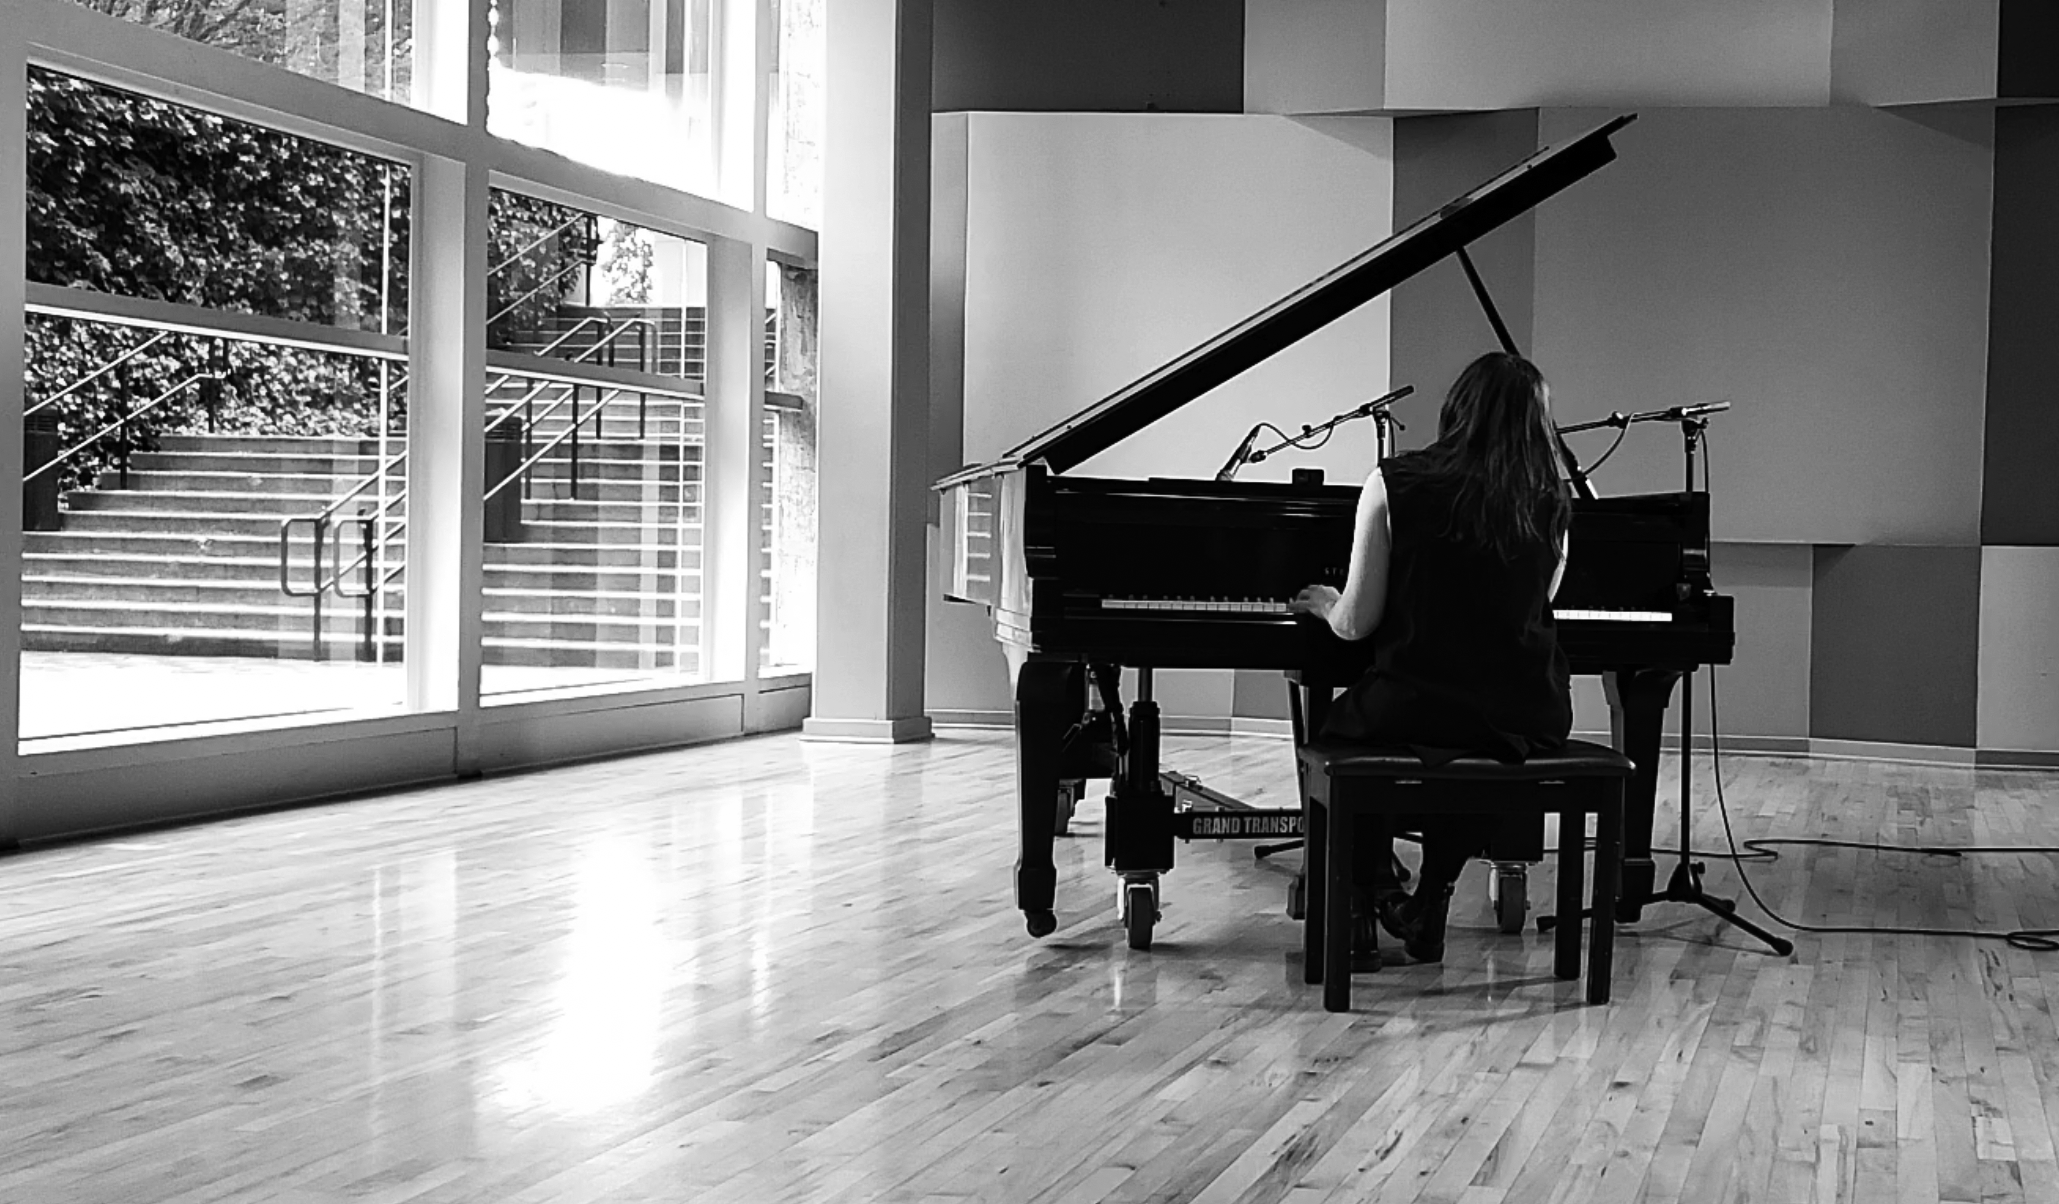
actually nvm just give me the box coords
[523,394,535,502]
[570,385,582,501]
[310,518,326,661]
[113,366,130,490]
[359,512,375,663]
[205,340,226,432]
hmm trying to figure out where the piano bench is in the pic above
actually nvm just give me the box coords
[1296,740,1633,1012]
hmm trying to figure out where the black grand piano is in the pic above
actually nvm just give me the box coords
[936,113,1735,947]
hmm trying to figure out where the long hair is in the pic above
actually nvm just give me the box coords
[1410,352,1570,556]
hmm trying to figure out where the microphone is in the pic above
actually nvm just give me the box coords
[1215,424,1263,482]
[1665,400,1731,420]
[1352,384,1414,416]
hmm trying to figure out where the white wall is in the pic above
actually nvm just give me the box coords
[927,112,1397,719]
[949,113,1395,481]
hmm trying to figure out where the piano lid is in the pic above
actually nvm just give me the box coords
[938,113,1635,488]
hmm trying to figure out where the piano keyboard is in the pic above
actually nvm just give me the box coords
[1554,608,1674,623]
[1102,597,1292,615]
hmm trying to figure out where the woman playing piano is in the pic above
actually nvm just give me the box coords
[1289,351,1573,967]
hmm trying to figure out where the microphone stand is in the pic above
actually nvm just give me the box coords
[1553,400,1789,955]
[1239,385,1415,474]
[1646,409,1792,956]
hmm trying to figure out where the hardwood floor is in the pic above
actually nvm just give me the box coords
[3,729,2058,1202]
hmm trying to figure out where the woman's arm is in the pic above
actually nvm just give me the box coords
[1290,466,1390,641]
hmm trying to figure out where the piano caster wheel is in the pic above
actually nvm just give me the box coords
[1120,878,1159,951]
[1492,864,1528,934]
[1055,780,1082,837]
[1025,909,1058,938]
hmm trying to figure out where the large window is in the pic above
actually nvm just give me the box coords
[488,0,720,196]
[759,259,815,673]
[21,69,411,744]
[766,0,823,227]
[480,191,710,699]
[11,0,816,771]
[64,0,417,106]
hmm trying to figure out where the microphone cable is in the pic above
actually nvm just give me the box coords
[1686,429,2059,952]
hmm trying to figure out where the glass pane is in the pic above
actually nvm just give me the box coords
[28,68,410,333]
[62,0,418,106]
[767,0,823,229]
[481,196,710,700]
[488,190,705,387]
[759,261,816,674]
[21,317,408,745]
[487,0,718,196]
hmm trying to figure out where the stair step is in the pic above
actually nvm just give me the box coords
[519,521,701,546]
[155,434,389,455]
[131,451,393,475]
[59,511,336,538]
[103,471,409,497]
[483,543,697,569]
[479,639,700,670]
[23,598,383,632]
[482,589,695,619]
[520,500,699,524]
[68,490,384,517]
[21,624,397,659]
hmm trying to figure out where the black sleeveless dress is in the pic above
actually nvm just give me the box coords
[1322,452,1572,762]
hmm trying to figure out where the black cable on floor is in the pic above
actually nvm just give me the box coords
[1690,425,2059,950]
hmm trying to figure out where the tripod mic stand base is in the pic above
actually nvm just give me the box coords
[1648,859,1794,957]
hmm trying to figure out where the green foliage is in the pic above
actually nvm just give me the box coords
[26,66,412,493]
[486,190,598,351]
[597,221,654,306]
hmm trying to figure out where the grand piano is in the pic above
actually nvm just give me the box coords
[935,113,1736,947]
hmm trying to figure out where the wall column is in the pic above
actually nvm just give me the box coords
[804,0,933,742]
[0,22,25,846]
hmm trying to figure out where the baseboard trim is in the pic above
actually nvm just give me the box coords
[1976,748,2059,770]
[800,716,935,744]
[925,714,2056,771]
[929,709,1010,729]
[1805,738,1977,767]
[927,712,1295,740]
[1570,730,1813,758]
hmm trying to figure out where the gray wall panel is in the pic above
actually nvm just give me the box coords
[1981,104,2059,545]
[1809,545,1980,747]
[933,0,1243,113]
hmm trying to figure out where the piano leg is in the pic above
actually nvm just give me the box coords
[1603,667,1684,921]
[1014,660,1082,938]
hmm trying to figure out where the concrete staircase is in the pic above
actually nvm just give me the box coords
[23,396,706,671]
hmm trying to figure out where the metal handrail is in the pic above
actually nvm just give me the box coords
[274,316,675,660]
[26,331,171,419]
[24,370,216,484]
[484,386,642,501]
[487,261,588,329]
[487,213,593,281]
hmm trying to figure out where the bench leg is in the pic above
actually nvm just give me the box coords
[1324,798,1355,1012]
[1304,791,1326,985]
[1588,794,1621,1005]
[1554,807,1584,981]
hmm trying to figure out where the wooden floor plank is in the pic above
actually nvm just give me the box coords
[1,733,2058,1203]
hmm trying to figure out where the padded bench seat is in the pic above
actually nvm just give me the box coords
[1297,738,1634,1012]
